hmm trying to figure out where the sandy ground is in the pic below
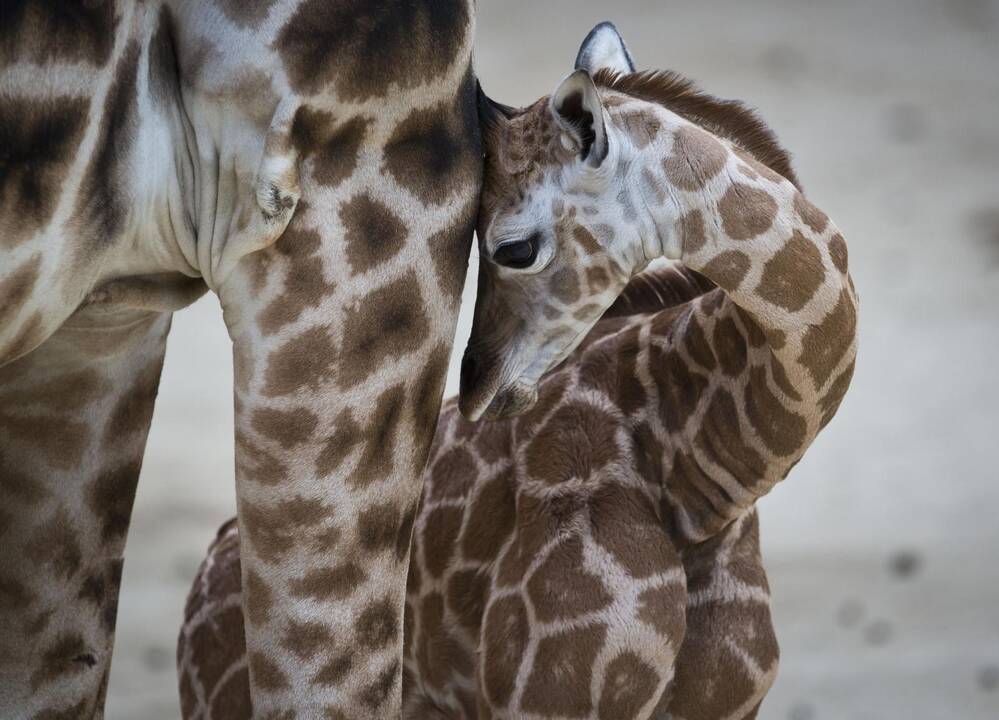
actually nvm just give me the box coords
[105,1,999,717]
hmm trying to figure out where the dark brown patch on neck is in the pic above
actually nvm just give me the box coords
[592,68,800,190]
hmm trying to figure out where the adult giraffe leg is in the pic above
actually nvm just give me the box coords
[216,87,480,717]
[0,306,171,718]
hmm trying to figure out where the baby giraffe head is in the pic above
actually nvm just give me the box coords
[460,23,643,420]
[460,22,797,421]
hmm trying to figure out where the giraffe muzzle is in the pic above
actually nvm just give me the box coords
[458,349,538,422]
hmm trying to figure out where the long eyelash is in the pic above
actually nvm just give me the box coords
[489,221,536,249]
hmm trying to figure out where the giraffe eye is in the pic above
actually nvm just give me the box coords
[493,233,539,269]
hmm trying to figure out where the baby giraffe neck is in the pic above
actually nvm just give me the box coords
[631,120,858,541]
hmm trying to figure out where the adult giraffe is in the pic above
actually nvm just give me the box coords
[0,1,480,718]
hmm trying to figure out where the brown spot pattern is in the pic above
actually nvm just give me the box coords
[701,250,751,291]
[637,583,687,640]
[743,366,807,457]
[289,563,366,602]
[798,288,858,388]
[338,272,430,388]
[262,325,338,397]
[356,597,399,650]
[460,467,516,562]
[31,633,91,690]
[218,0,277,27]
[416,592,474,691]
[527,535,612,622]
[249,652,290,691]
[525,402,619,485]
[312,652,354,687]
[573,225,602,254]
[590,484,679,579]
[618,110,662,148]
[695,388,768,488]
[276,0,470,100]
[650,341,709,433]
[0,96,89,248]
[382,70,479,206]
[241,495,338,564]
[446,568,489,635]
[349,384,407,487]
[315,409,362,478]
[256,227,333,336]
[794,192,829,233]
[356,502,401,553]
[684,315,717,372]
[663,125,728,191]
[586,265,611,293]
[520,624,607,716]
[25,508,83,579]
[87,462,141,545]
[251,406,318,448]
[428,198,476,305]
[1,1,116,65]
[712,316,749,377]
[819,358,856,429]
[429,446,476,499]
[598,652,662,720]
[678,208,707,254]
[718,183,778,241]
[481,595,529,707]
[245,570,273,627]
[549,266,581,304]
[283,620,332,660]
[757,230,825,312]
[828,232,849,273]
[73,40,140,248]
[422,506,463,578]
[340,192,407,273]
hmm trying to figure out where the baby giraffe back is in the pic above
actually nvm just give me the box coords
[405,377,689,719]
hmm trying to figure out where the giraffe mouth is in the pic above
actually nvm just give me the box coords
[458,349,538,422]
[479,381,539,421]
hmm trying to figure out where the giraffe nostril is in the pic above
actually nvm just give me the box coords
[460,351,481,393]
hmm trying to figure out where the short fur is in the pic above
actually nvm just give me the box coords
[592,68,801,189]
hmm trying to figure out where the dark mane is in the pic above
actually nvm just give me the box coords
[603,264,717,319]
[592,68,801,190]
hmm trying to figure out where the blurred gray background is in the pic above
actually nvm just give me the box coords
[107,0,999,717]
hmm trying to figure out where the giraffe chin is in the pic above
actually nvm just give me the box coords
[475,381,539,422]
[460,378,538,422]
[480,381,539,421]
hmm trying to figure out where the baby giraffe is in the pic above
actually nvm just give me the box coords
[178,23,857,720]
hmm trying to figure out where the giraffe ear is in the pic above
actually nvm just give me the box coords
[551,69,609,167]
[574,22,635,75]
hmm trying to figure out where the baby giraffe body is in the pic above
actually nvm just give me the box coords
[180,268,782,720]
[178,23,858,720]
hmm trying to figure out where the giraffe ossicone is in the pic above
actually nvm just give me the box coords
[178,20,858,720]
